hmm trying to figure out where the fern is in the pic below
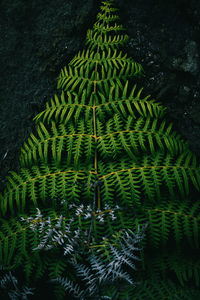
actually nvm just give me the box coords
[0,0,200,298]
[0,267,35,300]
[114,278,200,300]
[49,218,146,299]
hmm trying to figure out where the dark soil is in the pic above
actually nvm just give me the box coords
[0,0,200,193]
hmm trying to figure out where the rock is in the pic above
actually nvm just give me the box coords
[191,104,200,124]
[178,85,191,103]
[172,40,199,75]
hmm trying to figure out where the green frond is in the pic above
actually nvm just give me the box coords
[100,5,118,12]
[143,251,200,288]
[84,0,129,51]
[130,200,200,249]
[97,12,120,23]
[57,65,92,95]
[97,115,190,159]
[34,84,165,127]
[20,119,95,168]
[98,153,200,206]
[0,208,74,285]
[0,164,96,216]
[0,217,41,278]
[129,278,200,299]
[48,257,68,279]
[69,48,143,75]
[101,0,115,7]
[57,57,142,94]
[93,22,125,33]
[104,278,200,299]
[95,82,166,119]
[86,29,129,50]
[33,91,93,124]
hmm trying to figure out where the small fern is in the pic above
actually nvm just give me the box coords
[0,266,34,300]
[49,222,146,300]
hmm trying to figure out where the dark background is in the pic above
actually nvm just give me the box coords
[0,0,200,191]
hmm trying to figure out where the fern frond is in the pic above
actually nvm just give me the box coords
[0,216,48,283]
[48,258,68,279]
[20,120,95,168]
[33,84,165,128]
[122,278,200,299]
[93,22,125,33]
[97,115,190,159]
[69,49,143,75]
[49,222,145,299]
[98,153,200,206]
[0,270,35,300]
[0,165,96,216]
[138,199,200,248]
[51,276,84,299]
[86,30,129,50]
[143,251,200,289]
[33,91,93,124]
[57,59,142,94]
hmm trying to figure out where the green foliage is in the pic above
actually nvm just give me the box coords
[116,278,200,299]
[0,267,35,299]
[45,210,147,299]
[0,0,200,298]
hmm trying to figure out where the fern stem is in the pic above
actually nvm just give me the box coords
[92,43,101,210]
